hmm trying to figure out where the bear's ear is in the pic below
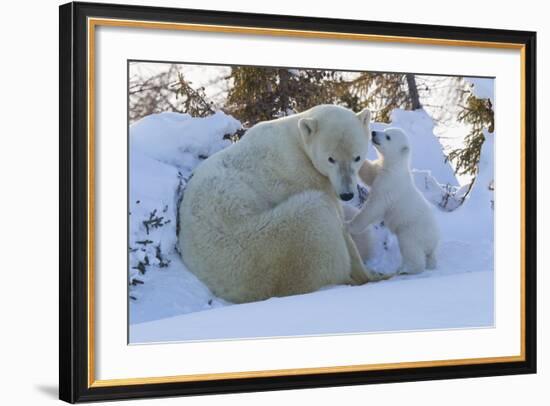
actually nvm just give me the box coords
[356,108,371,130]
[401,145,410,155]
[298,118,318,143]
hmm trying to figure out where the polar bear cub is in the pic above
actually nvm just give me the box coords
[348,127,440,274]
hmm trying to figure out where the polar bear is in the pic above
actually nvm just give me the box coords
[348,127,440,274]
[178,105,385,303]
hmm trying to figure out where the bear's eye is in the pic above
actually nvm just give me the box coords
[354,156,361,162]
[386,135,391,141]
[328,157,335,164]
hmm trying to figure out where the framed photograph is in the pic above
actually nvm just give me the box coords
[59,1,537,403]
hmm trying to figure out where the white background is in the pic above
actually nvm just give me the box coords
[0,0,546,404]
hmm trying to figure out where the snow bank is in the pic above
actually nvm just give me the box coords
[433,130,494,242]
[131,111,241,171]
[366,109,464,211]
[128,149,179,292]
[465,129,494,209]
[370,109,459,187]
[128,148,226,322]
[128,112,240,322]
[411,170,466,211]
[128,108,494,342]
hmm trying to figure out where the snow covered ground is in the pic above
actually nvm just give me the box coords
[128,108,494,344]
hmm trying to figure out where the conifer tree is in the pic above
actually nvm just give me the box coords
[129,64,214,123]
[337,73,420,122]
[225,67,340,126]
[447,93,494,177]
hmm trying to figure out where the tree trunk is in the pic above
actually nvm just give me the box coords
[278,68,291,116]
[406,73,422,110]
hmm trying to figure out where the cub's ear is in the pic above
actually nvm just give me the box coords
[356,108,371,129]
[298,118,318,143]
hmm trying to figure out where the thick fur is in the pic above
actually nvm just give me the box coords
[342,204,376,262]
[178,105,384,303]
[349,127,440,274]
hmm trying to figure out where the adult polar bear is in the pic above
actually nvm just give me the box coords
[178,105,382,303]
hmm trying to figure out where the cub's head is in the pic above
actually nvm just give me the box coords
[371,127,410,165]
[298,105,371,201]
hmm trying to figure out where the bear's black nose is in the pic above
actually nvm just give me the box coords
[340,193,354,201]
[371,130,377,137]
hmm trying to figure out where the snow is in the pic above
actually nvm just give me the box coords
[128,148,180,299]
[370,109,459,187]
[128,109,494,343]
[128,112,239,322]
[411,170,465,211]
[432,130,494,242]
[131,271,493,342]
[131,111,240,171]
[366,110,465,210]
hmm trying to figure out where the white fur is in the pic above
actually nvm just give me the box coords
[178,105,385,304]
[349,127,440,274]
[342,204,376,262]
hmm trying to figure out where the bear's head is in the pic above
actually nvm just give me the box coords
[371,127,411,167]
[298,105,371,201]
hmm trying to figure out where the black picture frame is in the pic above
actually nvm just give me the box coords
[59,1,537,403]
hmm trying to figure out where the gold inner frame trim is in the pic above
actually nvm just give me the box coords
[87,17,527,388]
